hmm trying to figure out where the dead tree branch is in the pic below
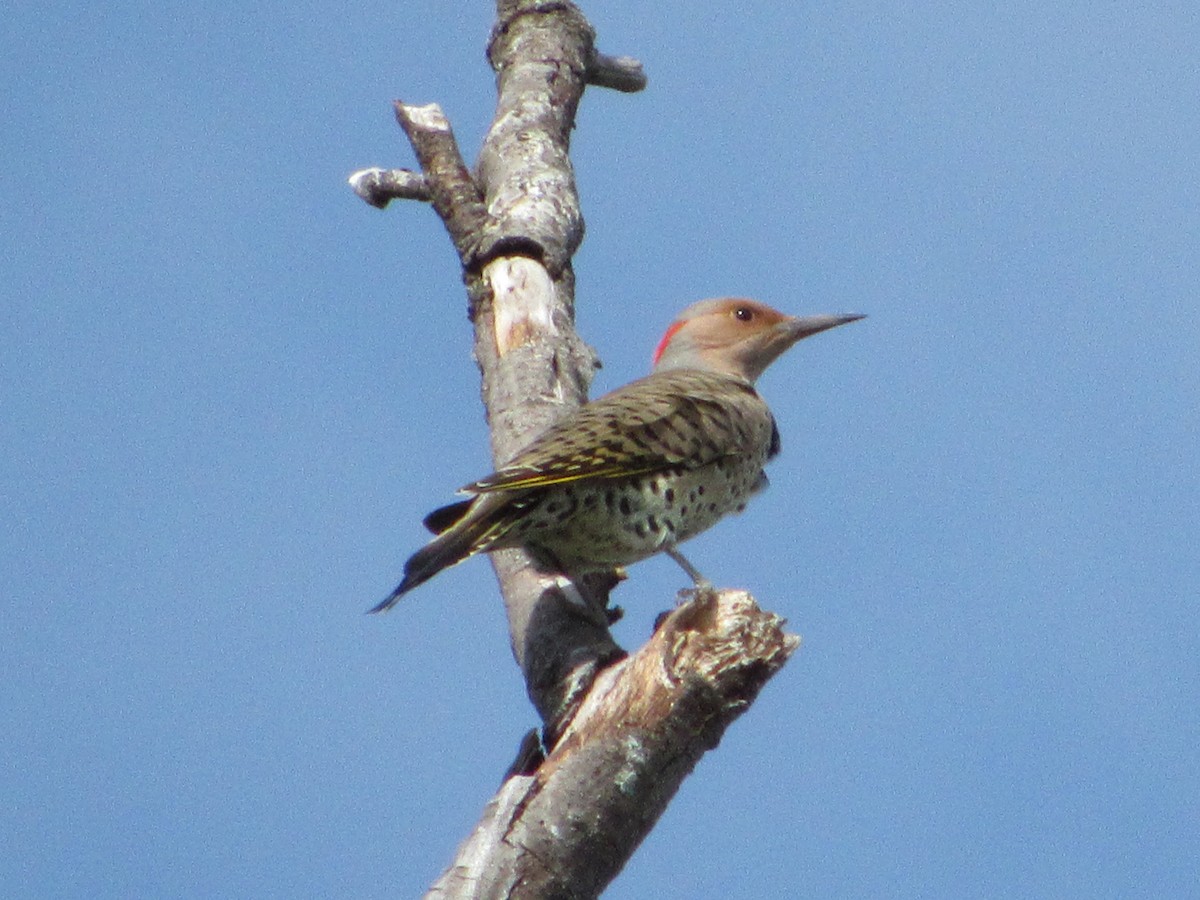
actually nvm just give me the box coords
[427,590,798,898]
[351,2,800,895]
[347,167,430,207]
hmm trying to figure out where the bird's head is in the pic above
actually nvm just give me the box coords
[651,298,864,383]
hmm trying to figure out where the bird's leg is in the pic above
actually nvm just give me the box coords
[666,547,712,590]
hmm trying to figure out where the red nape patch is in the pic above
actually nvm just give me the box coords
[652,320,686,366]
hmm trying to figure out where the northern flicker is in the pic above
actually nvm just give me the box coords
[371,298,862,612]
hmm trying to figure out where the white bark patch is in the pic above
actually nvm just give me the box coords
[487,256,558,356]
[404,102,449,131]
[347,167,385,189]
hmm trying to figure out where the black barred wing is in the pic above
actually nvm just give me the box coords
[466,369,772,494]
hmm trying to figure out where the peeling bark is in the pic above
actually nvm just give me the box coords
[426,591,798,899]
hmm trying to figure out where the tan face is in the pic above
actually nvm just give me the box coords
[654,298,864,382]
[654,298,799,380]
[655,298,785,362]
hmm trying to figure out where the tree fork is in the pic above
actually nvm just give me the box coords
[349,2,799,896]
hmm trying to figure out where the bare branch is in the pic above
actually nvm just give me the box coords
[393,102,489,267]
[479,1,593,275]
[587,51,647,92]
[471,1,622,734]
[427,589,798,899]
[347,167,430,207]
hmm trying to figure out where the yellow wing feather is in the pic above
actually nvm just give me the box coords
[464,369,766,494]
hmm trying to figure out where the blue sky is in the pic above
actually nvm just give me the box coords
[4,1,1198,897]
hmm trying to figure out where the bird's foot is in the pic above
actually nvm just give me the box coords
[676,583,719,609]
[665,547,714,594]
[655,582,720,635]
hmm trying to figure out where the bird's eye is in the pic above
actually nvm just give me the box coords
[734,306,754,322]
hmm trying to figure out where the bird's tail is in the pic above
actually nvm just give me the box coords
[422,499,472,534]
[369,496,511,613]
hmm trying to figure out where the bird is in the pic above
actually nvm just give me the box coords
[371,298,863,613]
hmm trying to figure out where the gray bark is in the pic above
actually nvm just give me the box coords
[350,2,798,896]
[427,590,798,899]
